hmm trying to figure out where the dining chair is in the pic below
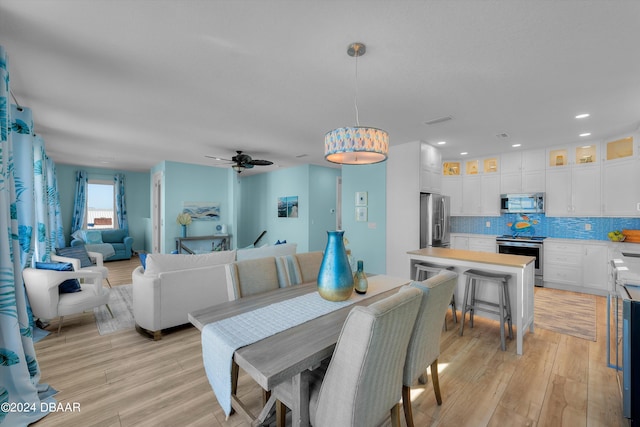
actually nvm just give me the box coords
[225,256,281,300]
[273,286,422,427]
[402,269,458,427]
[23,267,112,334]
[275,251,324,286]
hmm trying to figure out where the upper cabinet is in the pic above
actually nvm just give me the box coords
[500,148,545,194]
[420,143,442,193]
[545,142,601,216]
[442,156,499,216]
[602,135,640,216]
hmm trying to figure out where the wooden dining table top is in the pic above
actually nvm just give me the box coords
[188,274,411,391]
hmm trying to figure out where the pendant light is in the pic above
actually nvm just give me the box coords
[324,42,389,165]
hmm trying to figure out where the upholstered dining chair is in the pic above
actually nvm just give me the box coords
[275,251,324,286]
[273,286,422,427]
[23,267,112,334]
[225,256,281,300]
[52,247,111,288]
[402,269,458,427]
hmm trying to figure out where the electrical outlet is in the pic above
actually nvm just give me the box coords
[585,223,592,231]
[486,221,491,228]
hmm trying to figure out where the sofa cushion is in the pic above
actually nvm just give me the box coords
[56,246,93,268]
[101,229,128,244]
[144,250,236,276]
[236,243,297,261]
[35,262,81,293]
[84,230,103,244]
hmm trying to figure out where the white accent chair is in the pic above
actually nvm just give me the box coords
[402,270,458,427]
[52,250,111,288]
[273,286,422,427]
[23,268,112,334]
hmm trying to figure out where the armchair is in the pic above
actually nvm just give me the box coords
[23,268,112,334]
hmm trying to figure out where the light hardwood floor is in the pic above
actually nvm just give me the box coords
[33,257,627,427]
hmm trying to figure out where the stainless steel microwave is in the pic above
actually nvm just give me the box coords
[500,193,545,214]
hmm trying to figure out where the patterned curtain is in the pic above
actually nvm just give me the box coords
[114,173,128,231]
[45,155,65,250]
[0,44,57,427]
[70,170,87,233]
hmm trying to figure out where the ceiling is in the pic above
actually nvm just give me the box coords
[2,1,640,175]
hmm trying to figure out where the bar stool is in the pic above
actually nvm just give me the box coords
[414,262,457,326]
[459,269,513,351]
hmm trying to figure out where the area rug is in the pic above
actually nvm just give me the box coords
[94,284,135,335]
[534,288,597,341]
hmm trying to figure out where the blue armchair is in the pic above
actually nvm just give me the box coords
[71,229,133,261]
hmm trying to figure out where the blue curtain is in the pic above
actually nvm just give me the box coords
[114,173,128,231]
[0,44,57,427]
[45,155,64,251]
[70,170,87,234]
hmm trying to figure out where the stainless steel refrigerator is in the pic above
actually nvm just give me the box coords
[420,193,451,248]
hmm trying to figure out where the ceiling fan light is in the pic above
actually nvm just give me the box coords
[232,164,245,173]
[324,126,389,165]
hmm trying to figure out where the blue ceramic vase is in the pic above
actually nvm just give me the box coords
[317,230,354,301]
[181,224,187,238]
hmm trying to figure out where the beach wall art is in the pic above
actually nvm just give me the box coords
[183,201,220,221]
[278,196,298,218]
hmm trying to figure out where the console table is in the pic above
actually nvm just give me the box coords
[175,234,230,254]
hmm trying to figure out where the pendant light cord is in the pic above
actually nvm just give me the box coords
[10,89,23,111]
[354,49,360,127]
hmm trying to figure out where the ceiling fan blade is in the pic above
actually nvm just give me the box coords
[205,155,233,162]
[248,159,273,166]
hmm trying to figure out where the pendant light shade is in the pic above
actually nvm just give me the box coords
[325,42,389,165]
[324,126,389,164]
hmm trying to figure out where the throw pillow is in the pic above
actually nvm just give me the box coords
[139,253,147,270]
[84,230,103,245]
[35,262,82,294]
[55,246,93,268]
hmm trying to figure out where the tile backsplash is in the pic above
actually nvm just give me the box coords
[451,214,640,240]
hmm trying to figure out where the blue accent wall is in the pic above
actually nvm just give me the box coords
[238,165,341,252]
[341,163,387,274]
[159,161,232,253]
[451,214,640,240]
[56,164,150,252]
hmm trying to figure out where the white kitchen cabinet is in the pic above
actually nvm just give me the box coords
[602,156,640,216]
[545,143,601,216]
[420,143,442,193]
[468,236,496,253]
[451,234,469,250]
[460,173,500,216]
[441,176,463,215]
[582,243,608,292]
[545,168,572,216]
[544,240,608,295]
[500,149,545,193]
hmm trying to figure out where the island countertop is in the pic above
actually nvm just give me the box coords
[407,247,536,269]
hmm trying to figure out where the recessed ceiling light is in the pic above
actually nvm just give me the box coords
[460,152,468,156]
[512,144,521,148]
[575,113,590,119]
[579,132,591,137]
[437,141,446,145]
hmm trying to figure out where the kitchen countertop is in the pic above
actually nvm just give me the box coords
[407,247,535,268]
[611,247,640,286]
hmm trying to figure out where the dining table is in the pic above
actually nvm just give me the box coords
[188,274,411,427]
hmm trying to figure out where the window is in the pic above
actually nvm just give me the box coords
[86,181,116,229]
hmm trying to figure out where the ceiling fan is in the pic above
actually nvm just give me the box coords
[206,150,274,173]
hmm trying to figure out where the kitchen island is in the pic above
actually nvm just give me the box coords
[407,247,536,355]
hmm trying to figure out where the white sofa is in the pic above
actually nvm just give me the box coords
[132,243,297,339]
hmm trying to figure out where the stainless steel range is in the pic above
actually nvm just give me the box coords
[496,235,546,286]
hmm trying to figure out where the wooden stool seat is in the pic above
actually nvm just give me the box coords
[459,269,513,351]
